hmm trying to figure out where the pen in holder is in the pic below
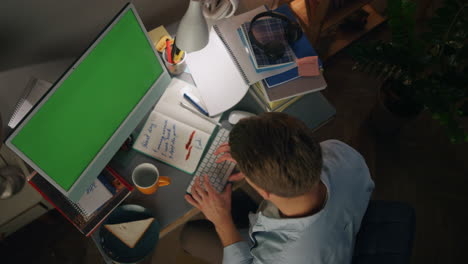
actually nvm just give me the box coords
[162,49,186,76]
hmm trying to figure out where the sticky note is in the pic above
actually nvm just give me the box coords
[297,56,320,77]
[148,25,170,47]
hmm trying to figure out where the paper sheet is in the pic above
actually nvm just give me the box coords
[77,179,112,216]
[155,78,220,133]
[185,29,249,116]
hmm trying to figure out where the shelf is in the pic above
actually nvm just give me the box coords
[290,0,309,26]
[320,4,386,60]
[322,0,373,31]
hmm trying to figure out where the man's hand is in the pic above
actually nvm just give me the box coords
[185,174,243,247]
[185,174,233,227]
[214,143,245,181]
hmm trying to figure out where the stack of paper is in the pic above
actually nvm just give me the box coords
[183,5,327,115]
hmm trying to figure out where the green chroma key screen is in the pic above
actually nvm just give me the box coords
[11,9,163,191]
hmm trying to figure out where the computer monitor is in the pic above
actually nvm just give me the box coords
[6,3,171,202]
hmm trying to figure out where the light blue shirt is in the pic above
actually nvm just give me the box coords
[223,140,375,264]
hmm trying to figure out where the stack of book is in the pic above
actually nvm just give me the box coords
[9,77,133,236]
[238,5,327,112]
[29,166,133,236]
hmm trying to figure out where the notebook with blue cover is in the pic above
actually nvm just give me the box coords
[264,4,323,88]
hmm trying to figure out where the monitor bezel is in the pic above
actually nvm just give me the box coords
[5,3,170,201]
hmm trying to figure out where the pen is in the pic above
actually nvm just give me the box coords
[166,39,173,63]
[172,37,178,61]
[180,102,222,127]
[183,93,209,116]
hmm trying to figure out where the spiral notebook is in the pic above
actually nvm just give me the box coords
[29,166,133,236]
[77,178,113,217]
[8,77,52,129]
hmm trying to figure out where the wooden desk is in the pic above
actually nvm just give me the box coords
[91,79,335,263]
[91,13,336,263]
[97,87,335,238]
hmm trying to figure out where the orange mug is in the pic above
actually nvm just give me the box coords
[132,163,171,195]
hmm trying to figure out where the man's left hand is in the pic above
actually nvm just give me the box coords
[185,174,233,228]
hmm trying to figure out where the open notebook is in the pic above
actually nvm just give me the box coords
[133,78,220,174]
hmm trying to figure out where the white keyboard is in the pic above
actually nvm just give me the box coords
[186,128,236,194]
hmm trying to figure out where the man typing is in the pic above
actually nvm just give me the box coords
[181,112,374,264]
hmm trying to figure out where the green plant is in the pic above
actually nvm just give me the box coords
[349,0,468,143]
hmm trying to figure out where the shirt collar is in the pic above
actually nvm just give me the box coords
[250,172,331,233]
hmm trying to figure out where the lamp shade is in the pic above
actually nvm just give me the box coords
[176,0,209,52]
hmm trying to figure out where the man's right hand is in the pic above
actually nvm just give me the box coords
[214,142,245,182]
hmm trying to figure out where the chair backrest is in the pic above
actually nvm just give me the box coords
[352,200,416,264]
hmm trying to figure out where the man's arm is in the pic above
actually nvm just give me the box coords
[215,218,242,247]
[185,175,253,264]
[214,215,254,264]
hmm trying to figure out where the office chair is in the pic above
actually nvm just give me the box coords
[353,200,416,264]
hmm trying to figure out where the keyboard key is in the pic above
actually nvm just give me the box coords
[186,128,235,194]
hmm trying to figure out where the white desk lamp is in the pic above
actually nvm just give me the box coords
[176,0,209,52]
[176,0,239,52]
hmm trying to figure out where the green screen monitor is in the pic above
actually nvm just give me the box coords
[6,3,171,202]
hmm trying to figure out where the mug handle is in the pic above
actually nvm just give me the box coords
[158,176,171,187]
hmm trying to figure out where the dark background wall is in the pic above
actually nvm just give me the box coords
[0,0,187,72]
[0,0,188,138]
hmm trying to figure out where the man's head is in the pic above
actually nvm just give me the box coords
[229,112,322,198]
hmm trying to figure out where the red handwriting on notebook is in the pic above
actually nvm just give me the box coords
[185,146,193,160]
[185,130,196,160]
[185,131,196,149]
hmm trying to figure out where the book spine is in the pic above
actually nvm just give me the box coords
[213,25,250,84]
[248,89,271,112]
[273,95,303,112]
[105,165,134,191]
[251,86,273,110]
[28,179,86,235]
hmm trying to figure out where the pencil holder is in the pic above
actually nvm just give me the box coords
[162,49,186,76]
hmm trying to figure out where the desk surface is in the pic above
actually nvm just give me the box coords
[91,19,336,263]
[106,86,335,238]
[102,20,337,238]
[91,67,335,264]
